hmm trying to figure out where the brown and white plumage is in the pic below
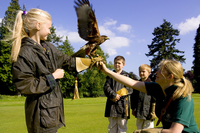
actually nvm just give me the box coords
[72,0,109,58]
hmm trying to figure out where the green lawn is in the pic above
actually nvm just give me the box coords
[0,94,199,133]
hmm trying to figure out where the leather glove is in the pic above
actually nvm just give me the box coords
[147,103,157,121]
[76,56,104,72]
[110,88,128,102]
[148,112,157,121]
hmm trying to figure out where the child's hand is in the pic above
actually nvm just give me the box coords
[115,94,121,101]
[98,61,107,73]
[52,69,65,79]
[110,94,121,102]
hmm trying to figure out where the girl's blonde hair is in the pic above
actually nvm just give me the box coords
[159,59,194,100]
[11,8,52,63]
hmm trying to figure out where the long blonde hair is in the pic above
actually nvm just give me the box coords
[159,59,194,100]
[11,8,52,63]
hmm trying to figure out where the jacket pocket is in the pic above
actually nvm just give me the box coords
[40,98,60,128]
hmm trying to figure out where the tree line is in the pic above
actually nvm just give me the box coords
[0,0,199,97]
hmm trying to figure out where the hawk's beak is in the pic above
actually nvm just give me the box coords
[106,37,109,40]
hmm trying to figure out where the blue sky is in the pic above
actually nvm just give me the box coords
[1,0,200,76]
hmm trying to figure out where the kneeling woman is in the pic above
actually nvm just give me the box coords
[99,59,199,133]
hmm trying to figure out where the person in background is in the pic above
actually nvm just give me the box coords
[131,64,156,130]
[104,55,133,133]
[99,59,199,133]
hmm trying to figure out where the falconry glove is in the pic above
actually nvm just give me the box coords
[76,56,104,72]
[116,87,128,96]
[110,87,128,102]
[147,103,157,121]
[110,88,129,116]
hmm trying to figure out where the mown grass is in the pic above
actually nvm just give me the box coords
[0,94,199,133]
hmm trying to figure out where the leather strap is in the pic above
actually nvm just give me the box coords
[156,96,173,126]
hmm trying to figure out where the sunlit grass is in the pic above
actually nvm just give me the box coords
[0,94,199,133]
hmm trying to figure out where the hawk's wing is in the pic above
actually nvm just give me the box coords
[71,44,89,57]
[74,0,100,41]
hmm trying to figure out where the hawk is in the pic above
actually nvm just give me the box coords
[72,0,109,58]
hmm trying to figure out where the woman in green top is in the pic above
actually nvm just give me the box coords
[99,59,199,133]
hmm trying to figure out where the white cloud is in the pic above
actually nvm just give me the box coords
[126,52,131,55]
[99,19,132,55]
[99,26,115,37]
[0,18,2,23]
[103,19,132,33]
[102,36,130,56]
[116,24,132,33]
[55,26,68,40]
[68,32,86,43]
[178,14,200,35]
[103,18,117,27]
[55,26,85,44]
[104,48,117,55]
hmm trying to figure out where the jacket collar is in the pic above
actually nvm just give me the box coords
[21,37,46,51]
[113,70,126,75]
[139,77,151,82]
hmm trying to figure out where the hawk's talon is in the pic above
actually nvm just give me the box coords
[89,56,104,70]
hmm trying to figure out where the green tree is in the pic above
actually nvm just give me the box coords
[184,70,194,83]
[4,0,21,27]
[79,68,106,97]
[107,61,114,70]
[192,24,200,93]
[47,25,76,98]
[0,0,21,94]
[146,19,185,80]
[22,4,27,12]
[58,36,74,55]
[59,36,77,98]
[47,24,63,47]
[79,47,107,97]
[104,53,114,70]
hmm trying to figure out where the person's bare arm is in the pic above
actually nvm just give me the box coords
[100,62,147,93]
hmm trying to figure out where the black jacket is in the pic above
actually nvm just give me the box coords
[130,78,156,120]
[12,37,76,133]
[104,70,133,119]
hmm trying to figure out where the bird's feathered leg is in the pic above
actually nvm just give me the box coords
[90,48,97,56]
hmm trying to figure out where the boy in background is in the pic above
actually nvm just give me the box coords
[131,64,156,130]
[104,55,133,133]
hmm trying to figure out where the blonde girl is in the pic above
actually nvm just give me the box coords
[100,59,199,133]
[11,8,77,133]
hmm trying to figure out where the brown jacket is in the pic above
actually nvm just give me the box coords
[12,37,76,133]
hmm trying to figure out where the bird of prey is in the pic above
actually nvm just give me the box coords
[72,0,109,58]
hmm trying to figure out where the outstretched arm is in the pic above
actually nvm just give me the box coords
[99,62,147,93]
